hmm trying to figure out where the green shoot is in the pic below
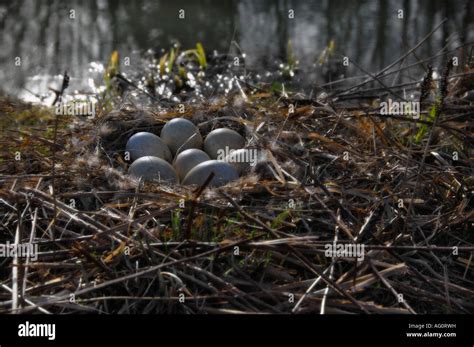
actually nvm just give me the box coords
[318,40,335,66]
[104,50,119,91]
[272,209,290,229]
[414,99,439,144]
[195,43,207,69]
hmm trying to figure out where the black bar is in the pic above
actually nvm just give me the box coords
[0,314,472,346]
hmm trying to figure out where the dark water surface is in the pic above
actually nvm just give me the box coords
[0,0,472,101]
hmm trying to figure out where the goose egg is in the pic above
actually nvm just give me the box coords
[160,118,203,155]
[204,128,245,159]
[126,132,172,162]
[182,160,239,187]
[128,156,178,183]
[173,149,210,181]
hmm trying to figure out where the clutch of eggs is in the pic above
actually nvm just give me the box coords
[125,119,247,187]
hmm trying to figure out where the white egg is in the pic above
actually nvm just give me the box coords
[182,160,239,187]
[204,128,245,159]
[126,132,172,162]
[128,156,178,183]
[160,118,203,155]
[173,149,210,181]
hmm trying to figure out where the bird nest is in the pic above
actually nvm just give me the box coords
[0,58,473,314]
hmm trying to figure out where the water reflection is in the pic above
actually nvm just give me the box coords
[0,0,472,100]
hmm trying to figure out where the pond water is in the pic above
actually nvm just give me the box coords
[0,0,472,101]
